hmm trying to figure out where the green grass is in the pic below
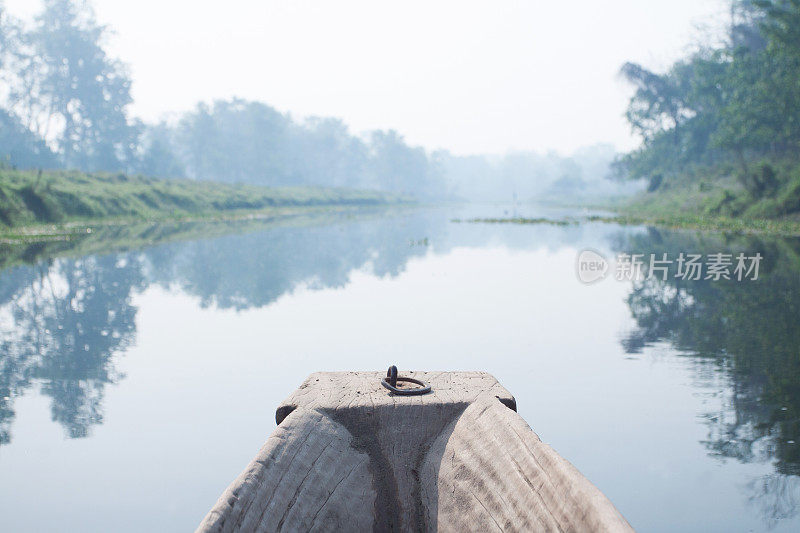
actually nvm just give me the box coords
[585,213,800,236]
[606,160,800,236]
[0,168,407,240]
[609,189,800,236]
[452,202,800,236]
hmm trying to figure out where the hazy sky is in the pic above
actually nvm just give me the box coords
[5,0,727,155]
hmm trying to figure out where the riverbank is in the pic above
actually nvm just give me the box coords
[455,203,800,236]
[570,156,800,236]
[588,212,800,236]
[0,169,407,241]
[606,165,800,236]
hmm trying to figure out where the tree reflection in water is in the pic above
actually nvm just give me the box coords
[0,254,145,443]
[0,213,443,444]
[2,217,799,526]
[619,229,800,524]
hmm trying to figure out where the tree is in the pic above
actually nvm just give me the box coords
[290,117,368,188]
[135,123,184,178]
[366,130,443,197]
[0,2,21,96]
[171,98,448,197]
[0,109,58,168]
[617,0,800,186]
[19,0,139,171]
[0,4,58,167]
[620,61,694,143]
[176,99,293,184]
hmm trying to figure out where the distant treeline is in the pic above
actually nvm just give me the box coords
[144,101,446,198]
[0,1,445,197]
[145,103,622,201]
[0,0,622,202]
[616,0,800,217]
[440,144,633,202]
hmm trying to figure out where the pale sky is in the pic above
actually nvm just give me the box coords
[5,0,727,155]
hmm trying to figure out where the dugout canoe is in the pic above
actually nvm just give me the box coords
[197,371,633,532]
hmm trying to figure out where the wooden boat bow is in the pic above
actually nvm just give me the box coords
[197,371,633,532]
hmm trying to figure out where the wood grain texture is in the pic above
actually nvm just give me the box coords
[198,372,633,532]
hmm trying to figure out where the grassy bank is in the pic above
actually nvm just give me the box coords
[452,203,800,236]
[0,168,406,240]
[609,159,800,236]
[586,213,800,236]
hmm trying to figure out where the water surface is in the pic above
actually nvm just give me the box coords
[1,206,798,531]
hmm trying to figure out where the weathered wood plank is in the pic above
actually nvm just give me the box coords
[198,371,633,532]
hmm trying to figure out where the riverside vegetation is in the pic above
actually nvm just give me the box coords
[0,167,405,242]
[611,0,800,234]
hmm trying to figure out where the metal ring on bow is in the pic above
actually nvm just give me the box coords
[381,366,432,395]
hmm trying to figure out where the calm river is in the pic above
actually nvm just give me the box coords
[0,206,798,531]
